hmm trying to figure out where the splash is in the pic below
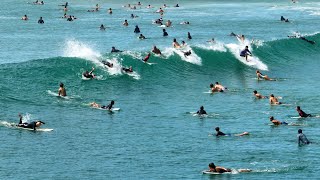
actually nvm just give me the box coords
[162,46,202,65]
[195,41,227,52]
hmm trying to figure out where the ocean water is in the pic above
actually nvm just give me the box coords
[1,0,320,179]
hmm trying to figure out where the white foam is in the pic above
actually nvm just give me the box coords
[195,41,227,52]
[163,46,202,65]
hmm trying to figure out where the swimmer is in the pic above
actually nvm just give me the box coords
[102,61,113,68]
[197,106,207,115]
[269,116,288,125]
[108,8,112,14]
[166,20,172,27]
[130,14,138,18]
[139,34,146,39]
[142,53,150,62]
[111,46,122,53]
[137,2,141,6]
[21,15,28,20]
[134,25,140,33]
[152,46,162,55]
[163,29,168,36]
[82,67,95,79]
[256,70,273,80]
[298,129,310,145]
[240,46,252,62]
[187,32,192,40]
[215,127,226,136]
[214,82,226,92]
[269,94,281,105]
[90,100,115,110]
[123,20,129,26]
[296,106,312,118]
[253,90,266,99]
[209,83,219,93]
[183,50,192,57]
[280,16,289,22]
[172,38,181,48]
[146,5,152,9]
[174,4,179,7]
[100,24,106,30]
[58,83,67,97]
[38,17,44,24]
[122,66,133,73]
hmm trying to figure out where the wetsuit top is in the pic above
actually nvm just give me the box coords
[184,51,191,56]
[83,72,93,78]
[67,17,73,21]
[240,49,251,56]
[134,27,140,33]
[152,48,161,54]
[298,133,310,145]
[111,49,121,53]
[216,131,226,136]
[281,16,285,21]
[163,31,168,36]
[298,109,311,117]
[122,68,133,72]
[197,109,207,115]
[38,19,44,24]
[143,54,150,62]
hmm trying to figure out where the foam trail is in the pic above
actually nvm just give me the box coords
[102,58,123,75]
[63,39,104,67]
[163,46,202,65]
[195,41,227,52]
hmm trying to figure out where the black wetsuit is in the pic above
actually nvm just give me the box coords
[38,19,44,24]
[298,133,310,145]
[163,31,168,36]
[134,27,140,33]
[197,109,207,115]
[122,68,132,73]
[17,122,36,130]
[101,103,113,110]
[184,51,192,56]
[152,48,161,55]
[216,131,226,136]
[111,49,121,53]
[298,109,312,117]
[83,72,94,78]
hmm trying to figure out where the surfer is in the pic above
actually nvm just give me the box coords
[100,24,106,30]
[111,46,122,53]
[180,21,190,25]
[172,38,181,48]
[175,4,179,7]
[21,15,28,20]
[122,66,133,73]
[163,29,168,36]
[108,8,112,14]
[269,94,281,105]
[256,70,273,81]
[214,82,226,92]
[143,53,150,62]
[134,25,140,33]
[269,116,288,125]
[280,16,289,22]
[152,46,162,55]
[90,100,115,110]
[123,20,128,26]
[206,163,251,174]
[183,50,192,57]
[102,61,113,68]
[298,129,310,145]
[207,38,215,43]
[166,20,172,27]
[209,83,219,93]
[197,106,207,115]
[139,34,146,39]
[215,127,226,136]
[240,46,252,62]
[67,15,73,21]
[17,114,45,130]
[296,106,312,118]
[38,17,44,24]
[83,67,95,79]
[187,32,192,40]
[131,14,138,18]
[288,34,315,45]
[253,90,266,99]
[58,83,67,97]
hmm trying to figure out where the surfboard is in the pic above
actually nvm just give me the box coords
[16,126,53,132]
[202,170,231,175]
[139,59,157,65]
[47,90,70,99]
[94,107,120,111]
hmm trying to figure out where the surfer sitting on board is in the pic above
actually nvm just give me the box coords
[152,46,162,55]
[296,106,312,118]
[17,114,45,130]
[240,46,252,62]
[298,129,310,146]
[197,106,207,115]
[102,61,113,68]
[183,50,192,57]
[172,38,181,48]
[256,70,273,81]
[122,66,133,73]
[58,83,67,97]
[143,53,150,62]
[269,94,282,105]
[253,90,266,99]
[83,67,95,79]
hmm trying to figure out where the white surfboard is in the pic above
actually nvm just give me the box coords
[16,126,53,132]
[47,90,70,99]
[202,170,231,175]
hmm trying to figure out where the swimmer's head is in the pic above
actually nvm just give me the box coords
[270,94,274,97]
[215,127,220,131]
[111,100,115,105]
[269,116,274,121]
[60,83,64,87]
[200,106,204,110]
[210,83,214,88]
[298,129,302,133]
[245,46,249,49]
[173,38,177,42]
[253,90,257,94]
[215,82,219,85]
[296,106,301,110]
[209,163,215,169]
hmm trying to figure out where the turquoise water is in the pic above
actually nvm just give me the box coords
[1,0,320,179]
